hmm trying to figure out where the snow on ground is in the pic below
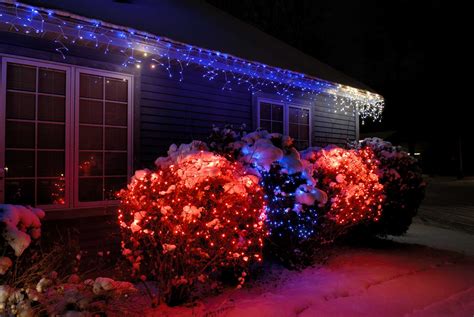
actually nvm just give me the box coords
[135,234,474,317]
[390,219,474,256]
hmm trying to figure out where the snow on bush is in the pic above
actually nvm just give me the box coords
[0,204,45,257]
[304,146,384,238]
[352,138,426,235]
[0,204,45,279]
[118,145,266,304]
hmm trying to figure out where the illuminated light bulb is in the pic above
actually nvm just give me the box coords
[151,64,156,69]
[136,64,141,69]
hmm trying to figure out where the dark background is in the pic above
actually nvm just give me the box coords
[206,0,468,176]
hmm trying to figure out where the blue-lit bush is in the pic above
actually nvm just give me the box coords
[208,127,327,267]
[258,168,322,266]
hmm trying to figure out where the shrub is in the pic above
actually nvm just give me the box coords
[208,128,327,267]
[303,147,384,240]
[118,145,266,305]
[208,123,248,159]
[353,138,425,235]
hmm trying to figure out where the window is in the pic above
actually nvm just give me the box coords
[257,99,311,149]
[259,102,284,134]
[77,73,129,204]
[2,62,69,207]
[288,106,310,149]
[0,57,132,209]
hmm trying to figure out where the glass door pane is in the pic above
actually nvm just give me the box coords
[78,73,129,203]
[4,62,67,206]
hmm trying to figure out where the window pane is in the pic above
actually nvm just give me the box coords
[260,102,271,120]
[80,99,103,124]
[38,123,65,149]
[37,178,65,205]
[5,179,35,205]
[105,128,127,150]
[38,95,65,122]
[38,68,66,95]
[289,107,299,124]
[37,151,65,177]
[105,78,128,102]
[80,74,103,99]
[79,126,103,150]
[299,125,310,141]
[79,152,103,176]
[299,109,310,125]
[272,121,283,134]
[79,178,103,202]
[260,120,271,132]
[272,104,283,121]
[289,123,298,139]
[6,92,35,120]
[104,177,127,200]
[6,121,35,148]
[7,64,36,92]
[5,150,35,177]
[105,102,127,126]
[105,152,127,176]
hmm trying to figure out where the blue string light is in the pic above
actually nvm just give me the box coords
[259,170,319,241]
[0,2,383,121]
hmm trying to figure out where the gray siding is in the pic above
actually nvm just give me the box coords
[311,94,357,146]
[139,65,252,165]
[138,67,357,165]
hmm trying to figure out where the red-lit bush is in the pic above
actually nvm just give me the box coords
[118,147,266,304]
[353,138,425,235]
[305,147,384,238]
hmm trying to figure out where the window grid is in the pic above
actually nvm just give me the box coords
[259,101,284,134]
[77,73,129,204]
[288,106,310,150]
[258,99,311,150]
[0,56,133,210]
[4,63,67,207]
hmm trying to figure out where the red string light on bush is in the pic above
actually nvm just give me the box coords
[312,147,384,227]
[117,151,266,304]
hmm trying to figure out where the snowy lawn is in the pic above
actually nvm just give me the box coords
[128,227,474,317]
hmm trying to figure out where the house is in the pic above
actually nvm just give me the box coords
[0,0,383,242]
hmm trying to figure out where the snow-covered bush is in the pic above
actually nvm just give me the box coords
[352,138,425,235]
[118,144,266,304]
[208,128,327,266]
[1,204,45,283]
[0,205,45,259]
[303,147,384,240]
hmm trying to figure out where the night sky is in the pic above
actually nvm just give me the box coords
[207,0,467,175]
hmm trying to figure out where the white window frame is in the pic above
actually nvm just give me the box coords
[0,54,133,210]
[256,97,312,147]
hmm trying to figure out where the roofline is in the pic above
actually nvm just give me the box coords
[0,1,384,120]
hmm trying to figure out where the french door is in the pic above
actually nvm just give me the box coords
[0,56,132,210]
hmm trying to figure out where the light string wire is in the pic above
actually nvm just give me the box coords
[0,1,383,122]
